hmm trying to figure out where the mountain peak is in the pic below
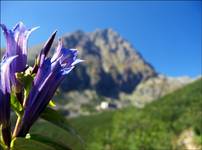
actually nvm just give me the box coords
[91,28,122,45]
[57,28,157,97]
[94,28,118,35]
[29,28,157,98]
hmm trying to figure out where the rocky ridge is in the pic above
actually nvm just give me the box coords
[28,29,194,116]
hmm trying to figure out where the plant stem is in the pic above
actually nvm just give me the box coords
[12,116,22,138]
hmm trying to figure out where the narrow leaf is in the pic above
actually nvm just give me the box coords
[41,107,83,144]
[0,140,6,150]
[11,137,55,150]
[10,93,23,116]
[30,134,71,150]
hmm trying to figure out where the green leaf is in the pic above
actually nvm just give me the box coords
[15,67,35,110]
[41,107,83,144]
[10,93,23,116]
[11,137,55,150]
[30,134,71,150]
[0,144,4,150]
[0,138,6,150]
[16,67,35,99]
[23,75,34,99]
[0,129,5,149]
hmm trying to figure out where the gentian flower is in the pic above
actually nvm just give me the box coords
[32,31,57,74]
[0,22,38,95]
[0,56,17,147]
[16,39,83,137]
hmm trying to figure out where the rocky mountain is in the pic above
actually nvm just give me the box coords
[28,29,194,116]
[30,28,156,97]
[60,29,158,97]
[120,75,194,108]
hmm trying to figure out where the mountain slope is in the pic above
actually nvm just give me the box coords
[31,78,202,149]
[59,29,157,98]
[121,74,194,107]
[30,29,156,98]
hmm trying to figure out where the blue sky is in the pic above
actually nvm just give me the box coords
[1,1,201,77]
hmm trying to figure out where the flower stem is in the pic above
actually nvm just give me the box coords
[12,116,22,138]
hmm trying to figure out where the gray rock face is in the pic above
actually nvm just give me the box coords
[58,29,156,98]
[120,75,194,108]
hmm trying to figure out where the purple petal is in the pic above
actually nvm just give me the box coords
[0,56,18,93]
[0,22,38,73]
[0,56,17,127]
[16,40,82,137]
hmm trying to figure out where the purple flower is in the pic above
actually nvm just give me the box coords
[16,39,83,137]
[32,31,57,74]
[0,56,17,146]
[0,22,38,88]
